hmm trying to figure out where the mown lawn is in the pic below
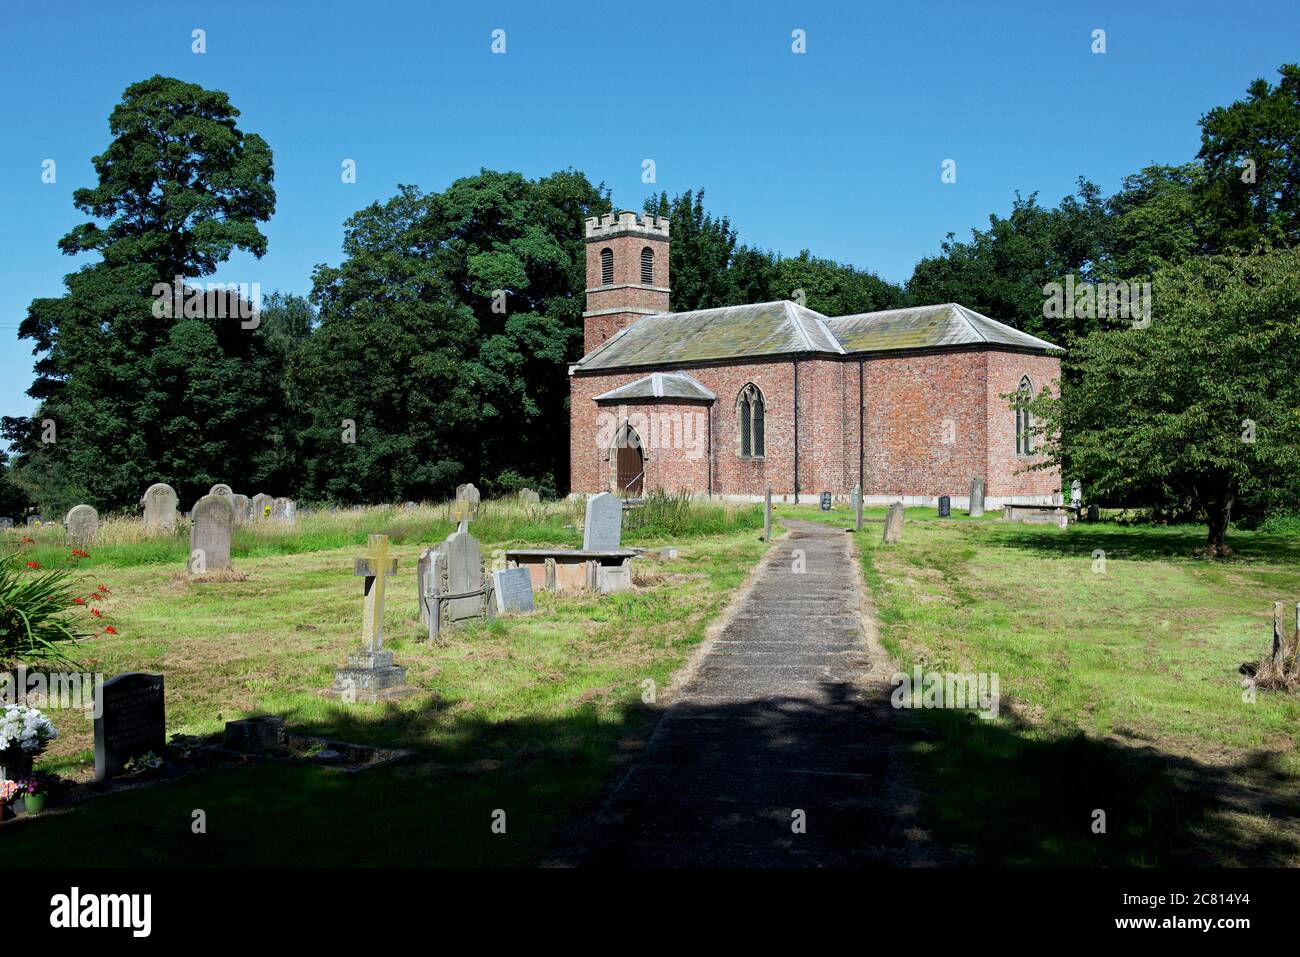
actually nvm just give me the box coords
[0,503,767,866]
[801,504,1300,866]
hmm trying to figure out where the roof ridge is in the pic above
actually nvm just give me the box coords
[952,303,989,344]
[783,300,817,351]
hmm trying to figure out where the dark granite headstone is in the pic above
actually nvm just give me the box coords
[1087,504,1100,523]
[94,673,166,781]
[819,491,832,511]
[938,495,951,518]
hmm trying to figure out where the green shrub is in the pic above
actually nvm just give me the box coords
[0,551,94,668]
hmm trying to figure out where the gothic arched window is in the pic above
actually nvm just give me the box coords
[640,247,654,284]
[1015,376,1034,455]
[600,247,614,285]
[737,383,765,459]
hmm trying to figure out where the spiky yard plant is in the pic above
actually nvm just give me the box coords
[0,550,92,669]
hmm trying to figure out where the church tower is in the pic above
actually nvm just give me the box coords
[583,211,670,355]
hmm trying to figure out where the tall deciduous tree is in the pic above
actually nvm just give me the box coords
[2,77,280,514]
[1030,249,1300,555]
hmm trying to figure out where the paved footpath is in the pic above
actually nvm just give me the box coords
[564,520,933,867]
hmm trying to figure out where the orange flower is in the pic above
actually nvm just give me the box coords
[73,596,85,605]
[97,584,109,593]
[104,626,117,635]
[90,608,102,619]
[26,561,40,569]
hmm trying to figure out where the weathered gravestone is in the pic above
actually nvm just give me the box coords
[230,493,250,526]
[455,483,481,509]
[518,488,540,505]
[189,494,233,573]
[423,527,494,640]
[764,484,772,541]
[416,546,443,627]
[271,497,296,523]
[820,491,832,511]
[26,515,42,527]
[493,566,535,614]
[141,483,179,532]
[250,493,273,521]
[582,492,623,552]
[94,673,166,781]
[0,517,12,529]
[938,495,951,518]
[968,477,985,518]
[883,502,905,544]
[329,534,408,703]
[209,483,233,498]
[1071,479,1083,509]
[66,504,98,546]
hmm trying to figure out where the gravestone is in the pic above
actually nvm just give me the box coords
[854,483,864,532]
[493,567,535,614]
[250,493,273,521]
[455,483,481,509]
[230,493,250,526]
[93,672,166,782]
[938,496,951,518]
[1087,504,1100,523]
[444,529,490,622]
[330,534,408,703]
[189,494,233,573]
[0,517,12,529]
[883,502,905,544]
[26,515,42,527]
[66,504,98,546]
[1070,479,1083,508]
[209,483,233,498]
[404,501,418,511]
[764,485,772,541]
[416,546,444,626]
[271,497,296,523]
[969,478,985,518]
[518,488,540,505]
[582,492,623,552]
[819,491,832,512]
[141,483,179,532]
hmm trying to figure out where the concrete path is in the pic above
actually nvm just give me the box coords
[565,520,933,867]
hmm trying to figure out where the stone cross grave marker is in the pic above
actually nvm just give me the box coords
[583,492,622,552]
[355,533,398,653]
[451,497,474,532]
[94,672,166,782]
[209,483,233,497]
[456,483,481,508]
[883,502,905,544]
[330,534,407,703]
[189,493,233,573]
[142,483,179,532]
[66,504,98,547]
[969,478,985,518]
[493,566,535,614]
[250,492,273,521]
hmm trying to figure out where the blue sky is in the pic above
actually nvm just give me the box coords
[2,0,1297,431]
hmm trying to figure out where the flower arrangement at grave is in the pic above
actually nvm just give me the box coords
[0,703,58,779]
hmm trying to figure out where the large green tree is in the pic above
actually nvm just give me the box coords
[288,170,609,502]
[1030,249,1300,555]
[2,76,281,514]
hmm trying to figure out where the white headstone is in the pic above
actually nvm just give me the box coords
[141,483,179,532]
[66,504,98,547]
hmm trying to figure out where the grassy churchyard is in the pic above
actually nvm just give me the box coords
[2,499,1298,866]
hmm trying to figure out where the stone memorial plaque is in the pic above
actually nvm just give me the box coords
[493,567,535,614]
[142,483,179,532]
[582,492,623,552]
[94,673,166,781]
[189,493,233,572]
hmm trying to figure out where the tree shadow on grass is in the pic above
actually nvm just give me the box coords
[5,680,1297,867]
[972,521,1300,566]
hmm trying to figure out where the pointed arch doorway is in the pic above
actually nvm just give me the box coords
[613,423,644,497]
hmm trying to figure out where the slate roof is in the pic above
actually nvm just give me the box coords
[572,301,1060,372]
[575,301,843,371]
[825,303,1062,354]
[593,372,716,402]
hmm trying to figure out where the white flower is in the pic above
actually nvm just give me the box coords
[0,704,57,754]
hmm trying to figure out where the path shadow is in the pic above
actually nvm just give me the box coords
[972,521,1300,565]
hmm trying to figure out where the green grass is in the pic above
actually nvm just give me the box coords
[0,504,767,866]
[799,503,1300,866]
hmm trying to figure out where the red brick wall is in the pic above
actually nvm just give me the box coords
[985,351,1062,499]
[569,349,1063,500]
[583,231,669,354]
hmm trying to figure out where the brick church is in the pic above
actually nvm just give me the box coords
[568,211,1063,506]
